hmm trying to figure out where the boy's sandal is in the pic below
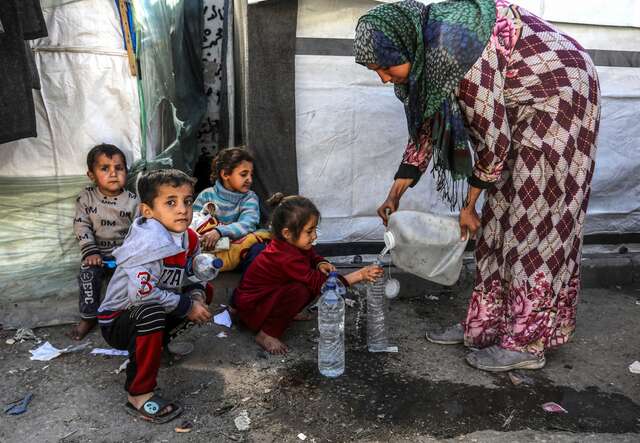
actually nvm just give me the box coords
[124,395,183,424]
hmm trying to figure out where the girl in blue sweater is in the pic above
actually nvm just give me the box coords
[192,147,269,271]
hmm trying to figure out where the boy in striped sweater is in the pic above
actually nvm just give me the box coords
[192,147,270,272]
[70,144,138,340]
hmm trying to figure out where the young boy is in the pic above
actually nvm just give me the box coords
[71,144,138,340]
[97,169,212,424]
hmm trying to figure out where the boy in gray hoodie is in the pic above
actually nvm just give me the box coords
[98,169,212,424]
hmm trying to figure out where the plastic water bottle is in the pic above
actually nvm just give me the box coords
[102,255,117,269]
[321,271,347,297]
[192,254,224,281]
[384,211,468,286]
[367,259,392,352]
[318,280,345,377]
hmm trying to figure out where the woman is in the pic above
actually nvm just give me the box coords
[354,0,600,372]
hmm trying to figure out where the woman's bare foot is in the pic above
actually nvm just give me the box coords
[293,311,313,321]
[67,318,96,340]
[255,330,288,355]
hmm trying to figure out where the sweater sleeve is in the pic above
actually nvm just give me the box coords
[124,261,193,317]
[215,193,260,239]
[281,253,328,296]
[394,123,435,187]
[73,191,100,260]
[309,248,329,268]
[192,188,214,213]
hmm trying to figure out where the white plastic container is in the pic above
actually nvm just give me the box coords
[384,211,468,286]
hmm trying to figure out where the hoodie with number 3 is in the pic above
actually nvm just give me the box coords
[98,217,204,325]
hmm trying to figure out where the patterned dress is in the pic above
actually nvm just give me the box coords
[400,1,600,356]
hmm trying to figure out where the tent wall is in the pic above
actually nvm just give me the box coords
[245,0,300,214]
[285,0,640,243]
[0,0,141,327]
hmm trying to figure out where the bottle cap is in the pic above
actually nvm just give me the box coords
[383,231,396,250]
[212,258,224,269]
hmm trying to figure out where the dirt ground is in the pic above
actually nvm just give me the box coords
[1,271,639,442]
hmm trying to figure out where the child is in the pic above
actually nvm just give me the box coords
[192,147,270,272]
[97,169,212,424]
[232,194,383,355]
[70,144,138,340]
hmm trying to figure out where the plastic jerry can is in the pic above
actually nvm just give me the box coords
[383,210,468,286]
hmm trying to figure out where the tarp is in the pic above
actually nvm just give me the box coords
[0,0,218,328]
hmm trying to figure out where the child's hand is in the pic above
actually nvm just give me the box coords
[317,261,336,275]
[359,264,383,283]
[83,254,102,267]
[201,230,221,250]
[188,300,212,324]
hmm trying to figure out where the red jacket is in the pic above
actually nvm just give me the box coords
[234,238,343,310]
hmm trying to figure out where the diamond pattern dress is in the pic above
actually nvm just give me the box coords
[400,2,601,356]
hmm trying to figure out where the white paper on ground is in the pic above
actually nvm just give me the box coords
[214,310,232,328]
[30,341,93,361]
[91,348,129,357]
[629,361,640,374]
[216,331,228,338]
[29,342,63,361]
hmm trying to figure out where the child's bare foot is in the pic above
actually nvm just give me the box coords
[293,311,313,321]
[67,318,96,340]
[255,330,288,355]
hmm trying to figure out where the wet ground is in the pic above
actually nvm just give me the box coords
[1,273,639,442]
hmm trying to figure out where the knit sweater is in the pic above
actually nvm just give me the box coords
[233,238,347,311]
[73,186,139,260]
[193,181,260,239]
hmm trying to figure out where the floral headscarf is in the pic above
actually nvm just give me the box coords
[354,0,496,205]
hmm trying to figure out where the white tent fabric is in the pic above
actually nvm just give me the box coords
[0,0,142,177]
[0,0,141,326]
[294,0,640,243]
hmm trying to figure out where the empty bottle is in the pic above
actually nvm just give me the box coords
[367,259,392,352]
[384,211,468,286]
[192,254,224,281]
[318,279,345,377]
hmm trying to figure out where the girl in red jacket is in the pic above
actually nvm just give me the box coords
[232,194,383,355]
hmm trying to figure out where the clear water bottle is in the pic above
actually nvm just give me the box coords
[367,259,396,352]
[192,254,224,281]
[321,271,347,297]
[318,280,345,377]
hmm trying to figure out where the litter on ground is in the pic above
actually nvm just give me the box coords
[214,310,233,328]
[30,341,92,361]
[542,402,568,413]
[4,393,33,415]
[629,361,640,374]
[234,410,251,431]
[91,348,129,357]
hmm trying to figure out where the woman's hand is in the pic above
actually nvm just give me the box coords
[459,206,481,240]
[377,178,413,226]
[317,261,336,275]
[376,196,400,225]
[459,184,483,241]
[201,229,221,250]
